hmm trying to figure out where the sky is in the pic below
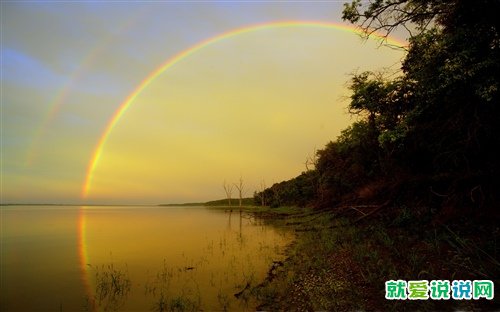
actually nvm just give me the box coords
[1,1,407,205]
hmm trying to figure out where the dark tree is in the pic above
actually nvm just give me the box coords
[342,0,500,213]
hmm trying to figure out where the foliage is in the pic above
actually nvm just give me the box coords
[342,0,475,39]
[255,171,317,208]
[251,2,500,309]
[255,0,500,217]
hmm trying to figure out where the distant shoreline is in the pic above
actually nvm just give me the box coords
[1,198,255,207]
[1,203,158,207]
[160,197,255,207]
[158,203,205,207]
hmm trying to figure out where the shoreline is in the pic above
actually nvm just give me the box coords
[246,206,499,311]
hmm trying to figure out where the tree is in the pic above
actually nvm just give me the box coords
[343,0,500,212]
[223,180,233,208]
[233,176,245,209]
[342,0,455,40]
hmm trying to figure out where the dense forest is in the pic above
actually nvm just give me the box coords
[252,2,499,309]
[255,0,499,222]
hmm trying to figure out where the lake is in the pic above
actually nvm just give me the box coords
[1,205,293,311]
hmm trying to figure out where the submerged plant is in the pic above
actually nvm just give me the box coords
[89,262,131,311]
[145,260,202,312]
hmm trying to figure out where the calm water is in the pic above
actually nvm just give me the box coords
[1,206,293,311]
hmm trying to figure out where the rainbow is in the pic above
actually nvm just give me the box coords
[81,20,407,198]
[78,207,93,306]
[25,60,90,167]
[25,11,149,167]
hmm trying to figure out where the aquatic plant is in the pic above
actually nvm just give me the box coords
[89,262,131,311]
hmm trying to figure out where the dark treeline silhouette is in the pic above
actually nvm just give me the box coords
[255,0,500,222]
[252,3,499,309]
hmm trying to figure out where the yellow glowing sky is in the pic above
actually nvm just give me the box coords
[1,3,406,204]
[89,27,404,203]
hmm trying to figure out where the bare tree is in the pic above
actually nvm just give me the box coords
[223,180,233,208]
[234,176,245,209]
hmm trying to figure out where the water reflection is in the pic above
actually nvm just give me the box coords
[29,205,291,311]
[78,208,93,308]
[1,206,292,311]
[1,206,84,311]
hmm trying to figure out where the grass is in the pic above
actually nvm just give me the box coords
[85,262,131,311]
[86,259,203,312]
[144,260,202,312]
[247,205,500,311]
[80,208,287,312]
